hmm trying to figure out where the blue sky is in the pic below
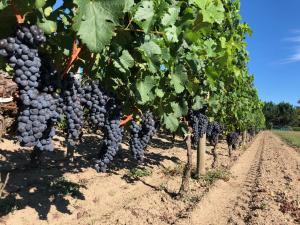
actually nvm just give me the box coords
[240,0,300,106]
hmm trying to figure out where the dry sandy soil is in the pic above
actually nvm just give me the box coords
[0,131,299,225]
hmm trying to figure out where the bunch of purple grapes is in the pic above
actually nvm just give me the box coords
[59,74,84,146]
[129,112,156,163]
[94,100,123,172]
[226,132,239,150]
[188,109,208,148]
[0,25,60,152]
[207,122,222,146]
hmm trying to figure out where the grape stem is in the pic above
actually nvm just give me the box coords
[62,37,82,78]
[119,107,144,127]
[120,114,133,127]
[11,0,25,24]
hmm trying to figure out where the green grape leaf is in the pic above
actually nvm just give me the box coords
[133,0,155,32]
[124,0,134,12]
[204,39,216,57]
[136,76,157,104]
[162,113,179,132]
[0,0,8,10]
[44,6,53,17]
[170,65,188,94]
[219,37,226,48]
[165,25,178,43]
[171,101,188,117]
[192,96,205,110]
[37,18,57,34]
[73,0,125,53]
[138,41,161,73]
[35,0,46,9]
[161,7,179,26]
[191,0,224,24]
[113,50,134,73]
[155,88,164,98]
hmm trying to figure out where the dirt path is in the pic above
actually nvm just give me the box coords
[1,131,300,225]
[177,131,300,225]
[0,133,244,225]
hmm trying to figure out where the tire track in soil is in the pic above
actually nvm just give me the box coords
[227,134,265,225]
[176,131,300,225]
[175,132,266,225]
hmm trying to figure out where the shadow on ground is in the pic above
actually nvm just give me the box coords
[0,133,181,219]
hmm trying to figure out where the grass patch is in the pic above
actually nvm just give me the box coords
[199,169,231,186]
[47,177,84,198]
[161,163,184,176]
[273,130,300,148]
[127,167,152,179]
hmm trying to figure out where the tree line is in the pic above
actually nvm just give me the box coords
[263,101,300,129]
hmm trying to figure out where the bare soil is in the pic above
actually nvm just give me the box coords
[0,131,299,225]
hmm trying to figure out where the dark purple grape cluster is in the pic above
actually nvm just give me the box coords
[39,53,61,92]
[0,25,60,152]
[81,80,109,128]
[188,109,208,148]
[16,25,46,46]
[59,74,84,146]
[129,121,142,160]
[226,132,239,150]
[95,101,123,172]
[17,90,59,150]
[207,122,222,146]
[0,40,41,90]
[129,112,156,163]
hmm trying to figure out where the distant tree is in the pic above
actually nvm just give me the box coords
[263,102,276,128]
[263,102,298,128]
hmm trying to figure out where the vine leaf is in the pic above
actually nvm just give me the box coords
[171,101,188,117]
[191,0,224,24]
[133,0,155,33]
[161,7,179,26]
[165,25,178,43]
[124,0,134,12]
[192,96,205,110]
[138,41,161,73]
[155,88,164,98]
[113,50,134,73]
[204,39,216,57]
[162,113,179,132]
[0,0,8,10]
[37,18,57,34]
[73,0,126,53]
[35,0,46,9]
[170,65,188,94]
[136,76,157,104]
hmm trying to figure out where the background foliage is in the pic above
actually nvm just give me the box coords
[263,102,299,129]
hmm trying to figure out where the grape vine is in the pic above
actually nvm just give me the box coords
[0,0,266,174]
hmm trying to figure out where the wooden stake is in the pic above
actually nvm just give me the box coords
[197,133,206,176]
[178,129,193,198]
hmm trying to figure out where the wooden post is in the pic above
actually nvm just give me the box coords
[242,130,247,146]
[178,130,193,198]
[228,145,232,157]
[197,133,206,176]
[212,144,217,168]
